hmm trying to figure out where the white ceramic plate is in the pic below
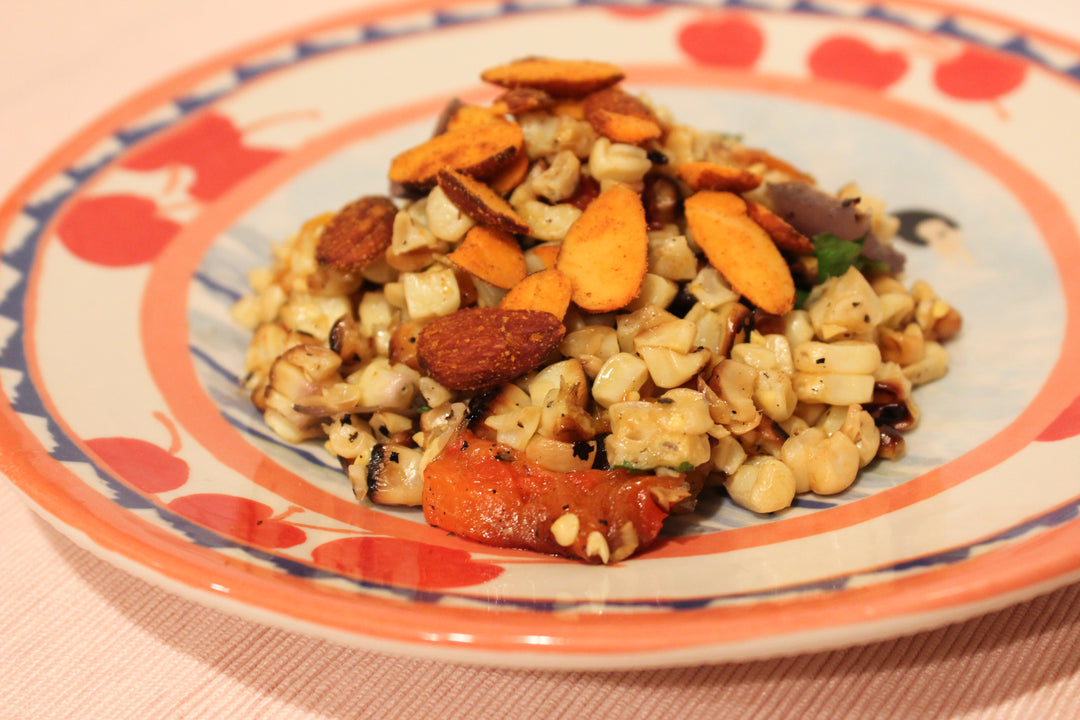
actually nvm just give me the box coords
[3,0,1080,669]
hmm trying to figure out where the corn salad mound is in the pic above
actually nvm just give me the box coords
[231,58,962,563]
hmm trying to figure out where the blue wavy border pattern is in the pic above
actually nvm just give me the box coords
[2,0,1079,612]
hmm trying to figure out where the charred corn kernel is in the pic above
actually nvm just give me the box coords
[391,207,440,255]
[609,521,640,564]
[531,149,581,202]
[515,199,582,242]
[688,266,739,309]
[616,304,677,353]
[348,358,419,411]
[878,323,925,367]
[560,325,620,364]
[588,137,651,185]
[754,369,797,423]
[647,234,698,281]
[903,340,949,386]
[731,342,777,371]
[279,294,353,342]
[638,346,710,388]
[711,434,747,476]
[792,371,875,405]
[592,352,649,407]
[781,309,815,348]
[551,512,581,547]
[634,318,697,354]
[877,292,916,330]
[425,185,475,242]
[402,266,460,320]
[806,266,882,340]
[585,530,611,564]
[526,436,594,473]
[780,426,823,494]
[764,334,795,375]
[626,273,679,311]
[529,358,589,407]
[418,376,453,408]
[809,432,861,495]
[724,455,796,514]
[793,340,881,374]
[323,416,377,461]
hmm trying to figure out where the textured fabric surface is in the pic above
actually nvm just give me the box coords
[3,1,1080,718]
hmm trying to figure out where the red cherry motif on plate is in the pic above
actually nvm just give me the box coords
[678,16,765,68]
[311,536,504,589]
[167,494,307,548]
[808,36,909,90]
[87,412,190,493]
[56,194,181,267]
[933,46,1027,101]
[121,111,283,202]
[1037,395,1080,442]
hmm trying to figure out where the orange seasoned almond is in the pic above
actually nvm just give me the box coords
[437,168,531,235]
[447,225,528,290]
[481,57,625,98]
[685,191,795,315]
[315,195,397,272]
[499,268,573,321]
[555,184,648,312]
[677,161,762,194]
[388,121,524,190]
[417,307,566,390]
[444,104,503,132]
[745,199,814,254]
[488,148,531,196]
[583,87,663,145]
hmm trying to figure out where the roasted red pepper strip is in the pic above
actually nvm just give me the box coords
[423,430,689,563]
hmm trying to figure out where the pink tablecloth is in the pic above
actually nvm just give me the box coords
[3,2,1079,717]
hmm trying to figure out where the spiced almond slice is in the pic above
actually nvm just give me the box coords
[677,160,762,194]
[684,190,795,315]
[388,121,524,191]
[480,57,625,98]
[447,225,528,290]
[437,168,531,235]
[315,195,397,272]
[583,87,663,145]
[555,183,648,313]
[745,199,815,254]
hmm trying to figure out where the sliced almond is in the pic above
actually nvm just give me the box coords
[745,199,814,254]
[499,267,573,321]
[315,195,397,272]
[685,191,795,315]
[437,168,530,235]
[555,184,648,312]
[583,87,663,145]
[480,57,625,98]
[677,161,762,194]
[488,149,531,197]
[388,121,524,190]
[447,225,528,290]
[444,104,503,133]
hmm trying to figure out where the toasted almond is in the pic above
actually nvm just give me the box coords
[684,191,795,315]
[555,184,648,312]
[437,168,531,235]
[315,195,397,272]
[499,268,573,320]
[583,87,663,144]
[447,226,528,290]
[488,149,531,197]
[481,57,625,98]
[417,307,566,390]
[388,121,524,190]
[491,87,555,115]
[745,199,814,254]
[677,161,762,194]
[445,104,503,133]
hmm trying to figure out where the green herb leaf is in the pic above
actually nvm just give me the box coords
[812,232,865,281]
